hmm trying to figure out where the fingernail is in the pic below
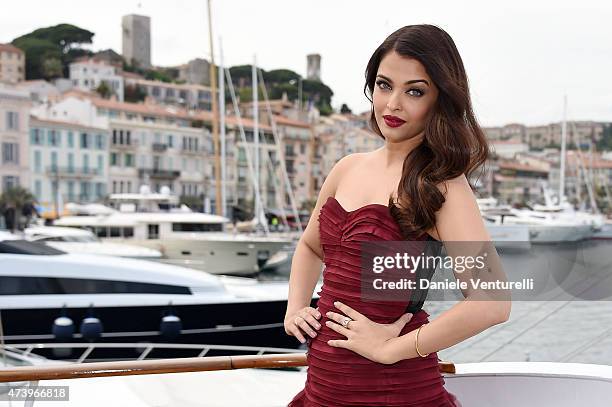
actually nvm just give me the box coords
[315,313,321,318]
[315,323,321,329]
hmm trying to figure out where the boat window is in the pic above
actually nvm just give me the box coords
[172,223,223,232]
[95,227,108,238]
[148,224,159,239]
[0,276,191,295]
[0,240,65,255]
[110,227,121,237]
[123,227,134,237]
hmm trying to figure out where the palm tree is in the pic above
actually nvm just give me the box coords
[0,186,37,232]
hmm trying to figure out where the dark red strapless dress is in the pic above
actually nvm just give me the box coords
[288,196,461,407]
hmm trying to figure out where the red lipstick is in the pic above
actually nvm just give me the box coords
[383,115,406,128]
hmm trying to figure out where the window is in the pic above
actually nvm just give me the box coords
[34,180,42,198]
[172,223,223,232]
[110,152,119,166]
[112,129,117,145]
[95,182,105,198]
[6,112,19,130]
[2,143,19,164]
[83,154,89,172]
[30,128,43,145]
[96,134,105,149]
[147,224,159,239]
[167,135,174,148]
[50,151,58,171]
[0,276,190,295]
[300,142,306,154]
[97,155,104,173]
[68,132,74,148]
[48,129,61,147]
[80,133,90,148]
[125,153,134,167]
[126,130,131,145]
[34,151,42,173]
[68,153,74,173]
[68,181,75,200]
[2,176,19,190]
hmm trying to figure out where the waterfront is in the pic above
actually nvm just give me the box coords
[261,238,612,365]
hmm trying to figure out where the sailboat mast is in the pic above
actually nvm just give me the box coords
[559,95,567,203]
[207,0,222,215]
[252,56,260,228]
[219,38,226,217]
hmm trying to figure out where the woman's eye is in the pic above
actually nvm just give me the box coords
[375,80,391,90]
[407,88,424,97]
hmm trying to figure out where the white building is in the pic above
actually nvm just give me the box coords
[69,59,125,101]
[124,77,214,111]
[29,117,110,208]
[0,83,30,194]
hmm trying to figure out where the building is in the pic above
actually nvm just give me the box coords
[69,58,125,101]
[492,158,550,205]
[306,54,321,81]
[124,77,215,110]
[122,14,151,69]
[29,117,109,207]
[0,44,25,84]
[15,80,61,104]
[489,139,529,159]
[0,84,30,194]
[177,58,211,86]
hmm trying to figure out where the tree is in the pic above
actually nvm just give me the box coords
[11,24,95,80]
[0,187,37,232]
[124,84,147,103]
[95,81,111,99]
[340,103,352,114]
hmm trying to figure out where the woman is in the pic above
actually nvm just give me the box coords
[285,24,511,406]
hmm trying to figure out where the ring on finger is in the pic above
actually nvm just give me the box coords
[341,316,352,329]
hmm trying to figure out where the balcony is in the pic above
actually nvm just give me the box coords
[138,168,181,180]
[46,166,99,179]
[152,143,168,152]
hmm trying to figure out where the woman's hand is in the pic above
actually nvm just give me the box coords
[284,306,322,344]
[326,301,412,364]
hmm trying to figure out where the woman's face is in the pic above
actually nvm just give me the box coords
[372,50,438,142]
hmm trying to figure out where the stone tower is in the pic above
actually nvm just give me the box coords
[306,54,321,81]
[122,14,151,69]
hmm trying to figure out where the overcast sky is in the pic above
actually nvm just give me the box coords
[2,0,611,127]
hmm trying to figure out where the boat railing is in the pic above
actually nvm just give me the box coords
[0,342,456,383]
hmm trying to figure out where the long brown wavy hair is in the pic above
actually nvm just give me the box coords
[364,24,489,239]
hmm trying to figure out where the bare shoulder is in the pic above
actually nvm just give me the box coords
[327,152,369,183]
[433,174,490,241]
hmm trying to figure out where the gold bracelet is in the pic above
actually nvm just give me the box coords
[415,324,430,358]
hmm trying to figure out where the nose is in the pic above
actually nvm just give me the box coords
[386,91,402,112]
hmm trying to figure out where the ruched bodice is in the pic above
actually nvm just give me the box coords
[288,196,461,407]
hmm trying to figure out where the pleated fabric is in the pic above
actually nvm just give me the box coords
[288,196,462,407]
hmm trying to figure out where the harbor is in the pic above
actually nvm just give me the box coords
[1,0,612,406]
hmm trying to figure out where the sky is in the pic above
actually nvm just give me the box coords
[2,0,611,127]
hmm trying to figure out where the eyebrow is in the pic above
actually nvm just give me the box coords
[376,74,430,86]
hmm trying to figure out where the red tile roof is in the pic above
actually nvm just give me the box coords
[0,43,24,54]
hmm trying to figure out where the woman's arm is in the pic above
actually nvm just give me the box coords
[381,174,512,363]
[284,154,360,342]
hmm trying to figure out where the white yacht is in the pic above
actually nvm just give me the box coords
[0,234,319,358]
[23,225,162,260]
[477,197,593,243]
[53,186,291,276]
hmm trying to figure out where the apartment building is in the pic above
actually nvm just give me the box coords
[0,84,30,194]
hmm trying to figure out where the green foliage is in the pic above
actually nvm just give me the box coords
[124,84,147,103]
[95,81,111,99]
[340,103,352,114]
[144,69,173,83]
[596,123,612,151]
[11,23,94,80]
